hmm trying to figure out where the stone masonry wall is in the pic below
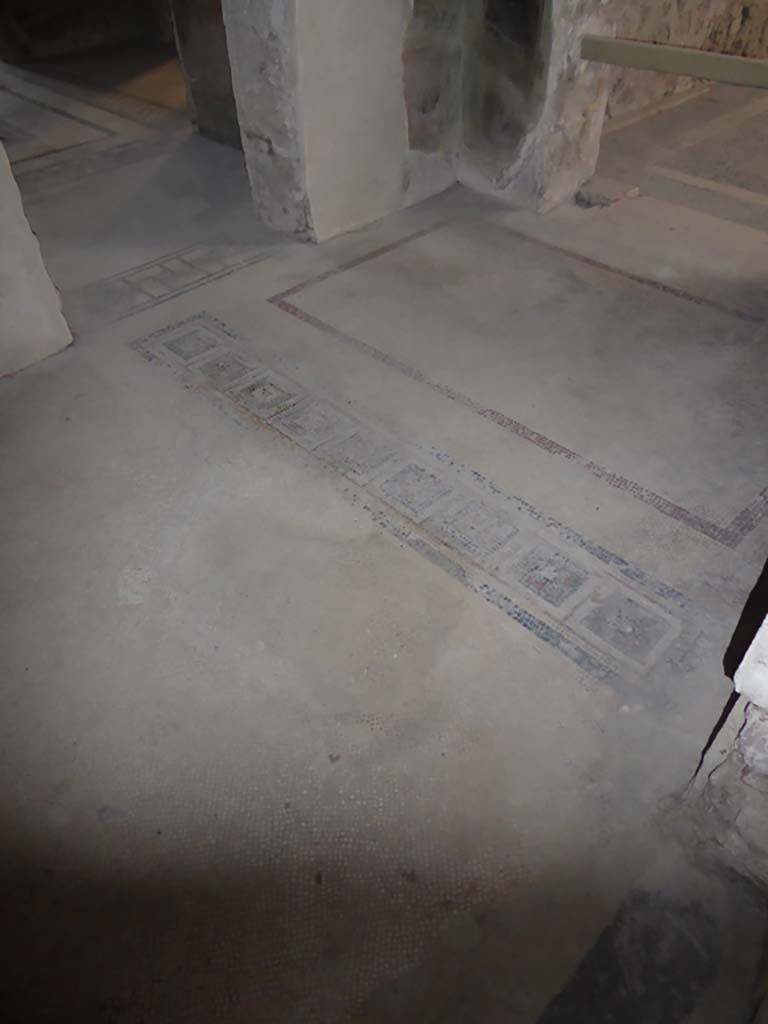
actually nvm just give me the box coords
[453,0,767,208]
[609,0,768,120]
[222,0,312,238]
[402,1,611,209]
[694,702,768,891]
[403,0,465,155]
[170,0,241,148]
[456,0,611,209]
[221,0,768,238]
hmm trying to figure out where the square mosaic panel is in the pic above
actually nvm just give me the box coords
[129,270,173,300]
[163,326,221,364]
[318,429,401,483]
[511,542,590,608]
[155,256,210,289]
[378,464,453,520]
[271,399,359,451]
[228,371,303,419]
[581,593,672,663]
[425,499,518,563]
[199,351,252,390]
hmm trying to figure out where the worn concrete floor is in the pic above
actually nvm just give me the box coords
[1,66,767,1022]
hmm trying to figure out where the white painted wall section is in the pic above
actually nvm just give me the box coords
[295,0,411,241]
[735,615,768,709]
[0,144,71,377]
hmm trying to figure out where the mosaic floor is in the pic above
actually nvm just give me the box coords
[1,65,767,1023]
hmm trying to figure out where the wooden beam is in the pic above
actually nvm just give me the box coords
[581,36,768,90]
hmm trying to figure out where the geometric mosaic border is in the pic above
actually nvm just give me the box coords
[66,239,273,328]
[130,312,717,705]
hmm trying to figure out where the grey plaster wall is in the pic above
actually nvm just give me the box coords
[403,0,466,155]
[463,0,548,167]
[0,144,71,377]
[170,0,241,147]
[400,0,613,212]
[401,1,465,206]
[402,0,592,208]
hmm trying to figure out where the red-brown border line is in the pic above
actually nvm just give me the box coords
[269,223,767,549]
